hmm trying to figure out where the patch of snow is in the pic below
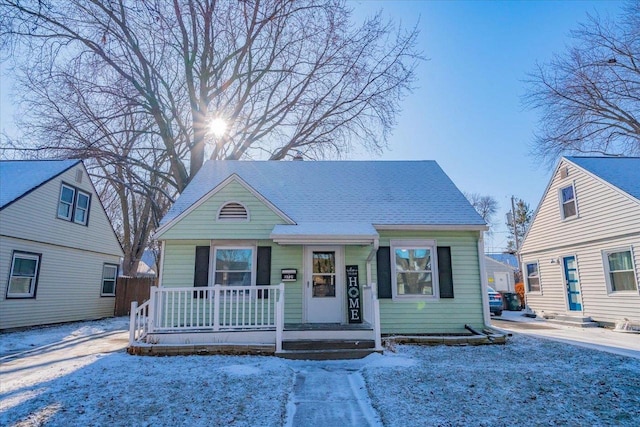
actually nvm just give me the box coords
[1,317,639,426]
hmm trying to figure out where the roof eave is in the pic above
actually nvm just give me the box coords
[374,224,489,231]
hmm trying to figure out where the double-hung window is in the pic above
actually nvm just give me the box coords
[57,183,91,225]
[559,184,577,219]
[525,262,541,293]
[603,248,638,293]
[213,247,255,288]
[6,251,41,298]
[391,240,438,299]
[101,264,118,296]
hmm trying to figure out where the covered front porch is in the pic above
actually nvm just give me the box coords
[128,283,382,358]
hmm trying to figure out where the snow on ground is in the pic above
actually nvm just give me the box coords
[0,317,130,357]
[1,317,639,426]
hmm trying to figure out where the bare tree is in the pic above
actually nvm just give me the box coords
[0,0,420,274]
[464,192,498,232]
[524,2,640,162]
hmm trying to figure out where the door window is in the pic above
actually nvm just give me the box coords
[312,251,336,297]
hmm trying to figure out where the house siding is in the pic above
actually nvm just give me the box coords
[0,236,120,329]
[521,159,640,323]
[0,163,122,257]
[158,181,288,240]
[375,230,485,334]
[522,235,640,324]
[160,230,485,334]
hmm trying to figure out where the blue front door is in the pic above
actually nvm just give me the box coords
[563,256,582,311]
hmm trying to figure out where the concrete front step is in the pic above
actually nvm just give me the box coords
[282,339,376,351]
[545,315,599,328]
[276,348,380,360]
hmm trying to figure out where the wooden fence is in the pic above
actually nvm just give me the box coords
[115,277,156,316]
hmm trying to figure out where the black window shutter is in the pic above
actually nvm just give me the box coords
[376,246,392,299]
[437,246,454,298]
[256,246,271,298]
[193,246,210,298]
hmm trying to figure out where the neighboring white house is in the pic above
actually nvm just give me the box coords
[520,156,640,325]
[0,159,124,330]
[484,255,516,292]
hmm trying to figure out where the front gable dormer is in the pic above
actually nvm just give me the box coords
[154,175,294,240]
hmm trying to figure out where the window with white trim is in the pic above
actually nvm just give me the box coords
[57,183,91,225]
[101,264,118,296]
[559,184,577,219]
[217,202,249,221]
[391,240,438,299]
[213,247,255,287]
[603,248,638,292]
[6,251,41,298]
[525,262,541,293]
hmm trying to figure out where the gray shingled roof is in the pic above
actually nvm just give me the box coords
[566,156,640,201]
[160,160,486,228]
[0,159,80,209]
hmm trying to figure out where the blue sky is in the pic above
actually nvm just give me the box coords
[0,0,626,252]
[349,0,626,251]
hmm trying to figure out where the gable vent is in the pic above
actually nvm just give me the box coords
[75,169,83,183]
[217,202,249,221]
[560,167,569,179]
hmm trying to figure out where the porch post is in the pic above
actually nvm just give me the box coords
[371,283,383,351]
[275,283,285,353]
[213,285,221,331]
[147,286,157,333]
[129,301,138,346]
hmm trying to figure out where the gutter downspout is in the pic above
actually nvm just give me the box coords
[365,238,382,351]
[365,238,380,286]
[478,232,491,327]
[157,240,166,287]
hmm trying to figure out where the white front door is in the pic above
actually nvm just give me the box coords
[304,246,344,323]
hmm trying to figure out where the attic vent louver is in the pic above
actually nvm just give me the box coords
[218,202,249,221]
[560,167,569,179]
[75,169,83,183]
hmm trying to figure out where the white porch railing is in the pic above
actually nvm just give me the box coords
[130,284,285,346]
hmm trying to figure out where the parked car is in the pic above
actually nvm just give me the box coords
[488,286,503,316]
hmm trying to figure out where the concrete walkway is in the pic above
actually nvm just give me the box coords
[285,362,382,427]
[492,311,640,360]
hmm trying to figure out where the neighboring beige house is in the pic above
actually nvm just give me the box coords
[520,156,640,325]
[484,255,516,292]
[0,160,123,330]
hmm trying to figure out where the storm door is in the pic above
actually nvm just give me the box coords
[305,246,344,323]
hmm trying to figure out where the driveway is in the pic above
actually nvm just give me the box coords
[491,311,640,360]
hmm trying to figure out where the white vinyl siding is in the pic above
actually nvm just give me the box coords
[0,236,120,329]
[521,159,640,323]
[0,164,122,257]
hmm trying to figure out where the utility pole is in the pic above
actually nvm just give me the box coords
[510,195,520,253]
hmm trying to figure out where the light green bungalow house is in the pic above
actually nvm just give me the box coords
[130,160,491,357]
